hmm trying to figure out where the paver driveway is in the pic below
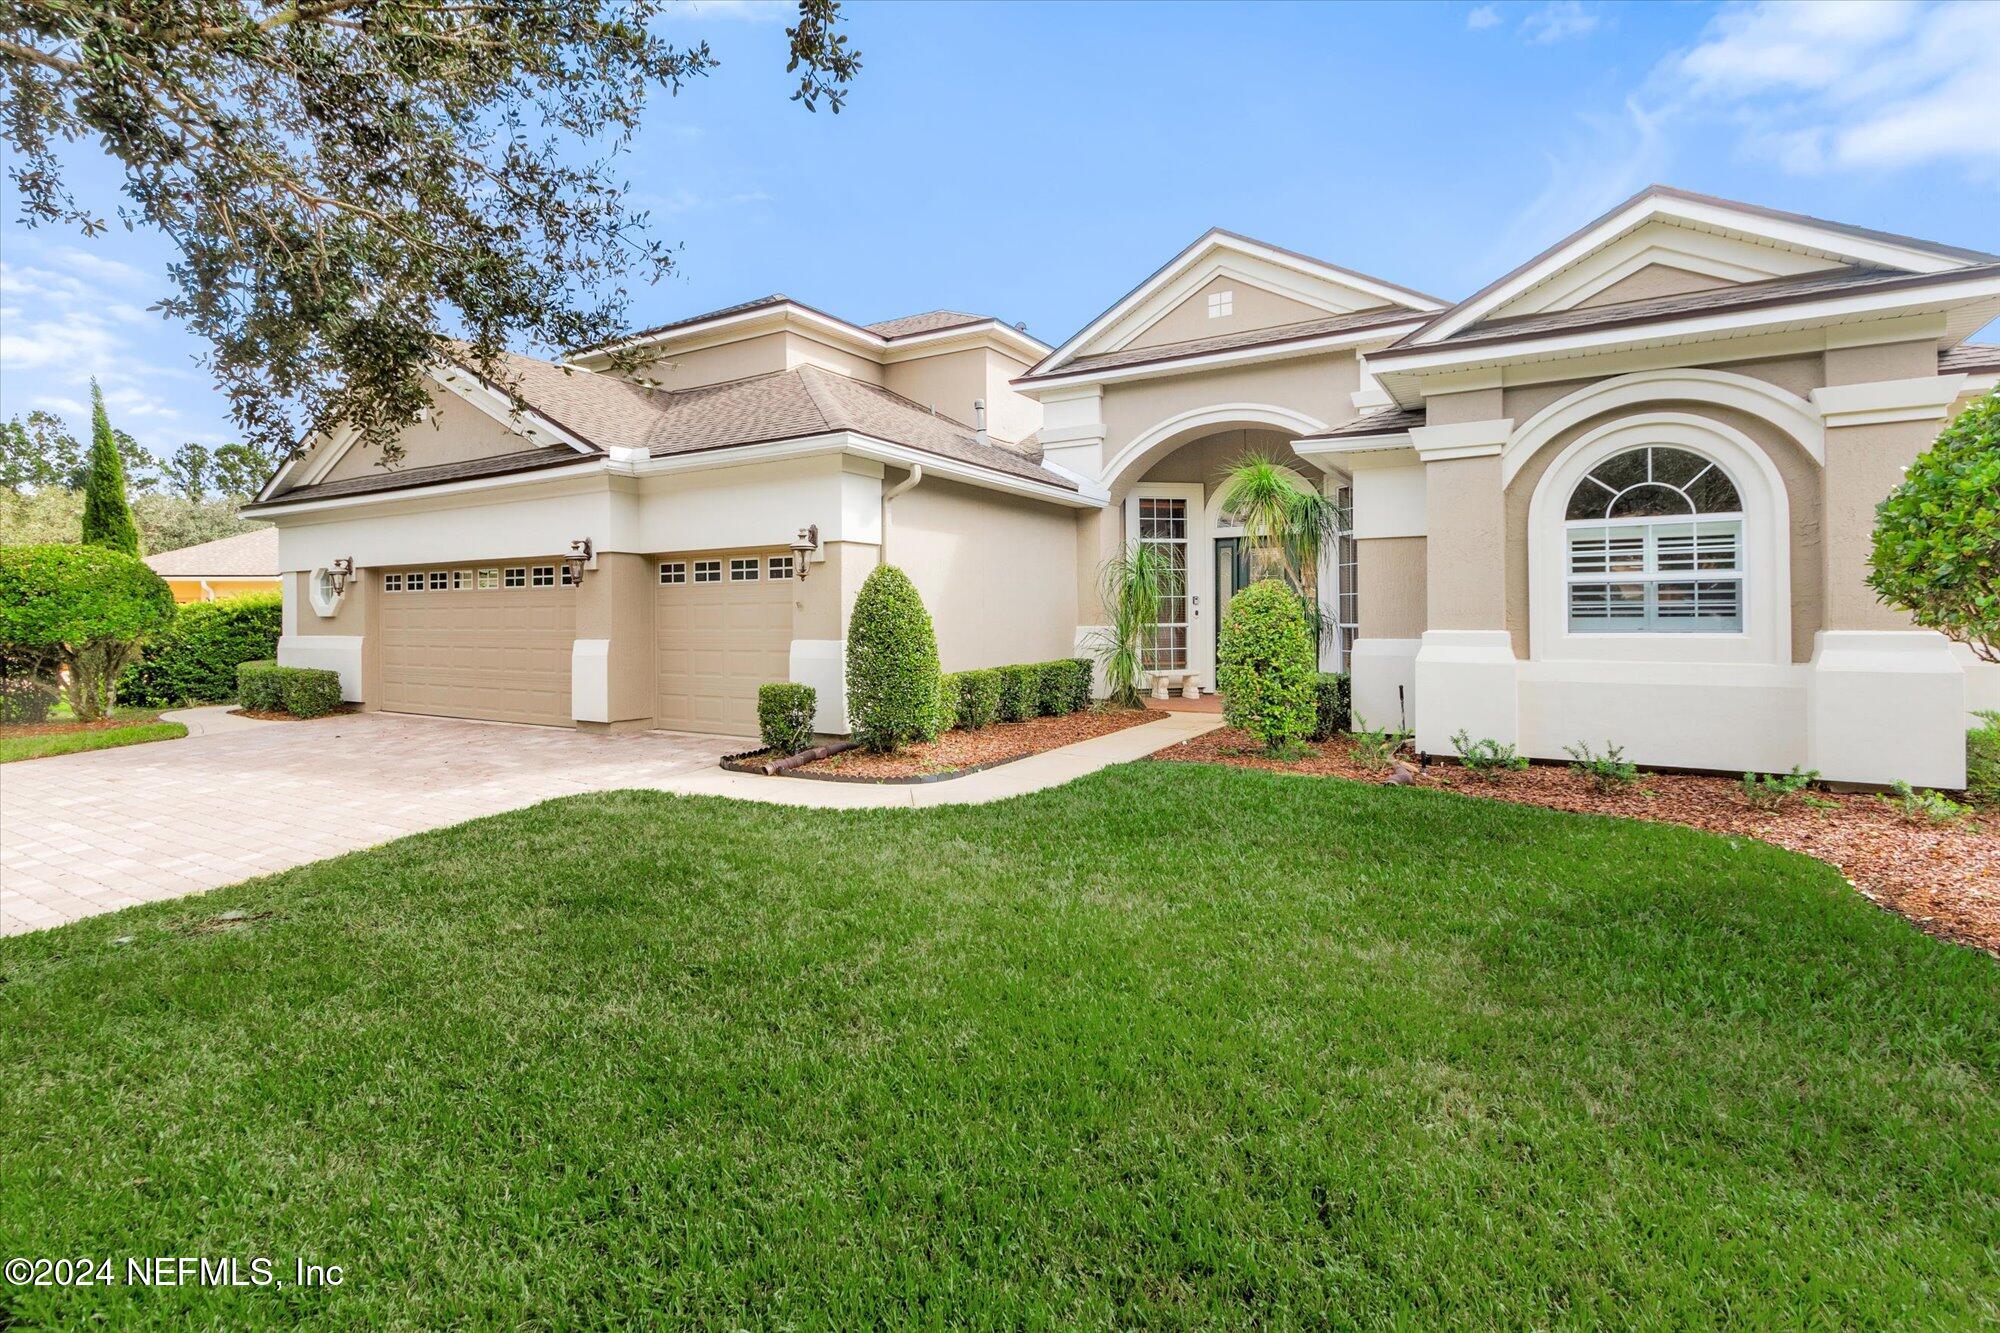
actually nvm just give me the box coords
[0,713,739,934]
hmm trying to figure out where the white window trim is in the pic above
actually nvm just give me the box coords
[1528,414,1790,666]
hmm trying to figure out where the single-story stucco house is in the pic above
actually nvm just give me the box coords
[143,526,280,603]
[246,186,2000,787]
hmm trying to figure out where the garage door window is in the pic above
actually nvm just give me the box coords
[428,570,449,591]
[531,566,555,587]
[768,556,793,580]
[730,558,759,582]
[505,568,525,587]
[477,569,498,589]
[384,574,403,592]
[659,561,685,584]
[694,560,721,584]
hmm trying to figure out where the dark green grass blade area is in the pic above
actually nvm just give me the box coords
[0,720,186,763]
[2,763,1995,1327]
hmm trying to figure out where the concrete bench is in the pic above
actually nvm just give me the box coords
[1149,672,1203,701]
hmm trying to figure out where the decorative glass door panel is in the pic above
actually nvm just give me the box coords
[1138,496,1189,671]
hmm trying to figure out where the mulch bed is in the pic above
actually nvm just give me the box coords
[793,708,1161,781]
[1155,727,2000,958]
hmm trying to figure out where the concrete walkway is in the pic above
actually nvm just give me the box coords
[1,709,1220,933]
[159,703,276,736]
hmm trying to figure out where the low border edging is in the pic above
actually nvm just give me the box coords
[720,746,1042,785]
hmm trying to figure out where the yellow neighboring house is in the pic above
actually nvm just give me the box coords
[144,527,280,603]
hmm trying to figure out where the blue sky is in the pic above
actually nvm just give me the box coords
[2,0,1995,457]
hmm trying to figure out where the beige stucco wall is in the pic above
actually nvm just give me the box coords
[1125,276,1335,352]
[321,387,533,482]
[890,476,1078,671]
[1424,455,1507,631]
[289,568,381,704]
[1357,537,1426,638]
[883,345,1042,447]
[1099,352,1361,491]
[573,552,656,727]
[620,332,792,391]
[1136,427,1296,489]
[1572,264,1732,309]
[791,540,878,642]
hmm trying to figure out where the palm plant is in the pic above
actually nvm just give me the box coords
[1088,541,1170,709]
[1216,453,1337,587]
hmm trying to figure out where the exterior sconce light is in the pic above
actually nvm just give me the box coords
[564,537,593,587]
[791,524,820,580]
[328,556,354,595]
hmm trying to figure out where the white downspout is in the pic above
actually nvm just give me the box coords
[880,464,923,565]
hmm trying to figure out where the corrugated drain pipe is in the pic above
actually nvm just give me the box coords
[880,463,923,565]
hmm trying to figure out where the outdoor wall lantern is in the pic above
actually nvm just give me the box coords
[327,556,354,595]
[564,538,593,587]
[791,524,820,580]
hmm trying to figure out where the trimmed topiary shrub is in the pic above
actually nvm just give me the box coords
[237,660,284,712]
[1035,660,1075,716]
[757,682,817,755]
[237,660,341,717]
[1311,671,1350,741]
[845,564,943,752]
[1217,578,1318,755]
[280,667,344,718]
[997,663,1039,723]
[0,542,174,720]
[120,592,282,707]
[1065,657,1095,711]
[954,668,1002,730]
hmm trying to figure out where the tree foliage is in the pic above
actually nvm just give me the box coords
[1216,454,1336,588]
[0,409,84,490]
[0,542,174,719]
[1868,391,1999,663]
[81,381,141,554]
[0,0,861,467]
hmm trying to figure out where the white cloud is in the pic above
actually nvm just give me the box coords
[1520,2,1601,44]
[1472,96,1670,282]
[1662,0,2000,176]
[1467,5,1502,31]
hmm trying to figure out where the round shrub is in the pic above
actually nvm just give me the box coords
[280,667,344,719]
[1869,390,1998,664]
[953,668,1002,730]
[845,565,943,752]
[1311,671,1350,741]
[0,542,174,720]
[237,660,284,712]
[120,592,282,707]
[1034,660,1075,716]
[996,664,1039,723]
[758,682,818,755]
[1217,579,1318,755]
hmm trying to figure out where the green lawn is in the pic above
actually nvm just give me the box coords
[2,763,1994,1326]
[0,708,186,763]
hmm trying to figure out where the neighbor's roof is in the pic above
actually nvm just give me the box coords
[253,352,1074,509]
[1374,263,2000,359]
[143,526,279,578]
[1020,306,1427,382]
[570,295,1045,357]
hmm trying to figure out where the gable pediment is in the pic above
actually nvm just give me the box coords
[1410,186,1989,347]
[1026,229,1443,380]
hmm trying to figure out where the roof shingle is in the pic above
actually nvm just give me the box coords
[1021,307,1424,381]
[143,527,279,578]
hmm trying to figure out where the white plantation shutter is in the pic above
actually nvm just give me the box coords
[1563,446,1745,635]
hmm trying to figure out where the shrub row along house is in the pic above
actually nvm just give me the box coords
[247,186,2000,785]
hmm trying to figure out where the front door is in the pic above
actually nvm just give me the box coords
[1215,536,1251,655]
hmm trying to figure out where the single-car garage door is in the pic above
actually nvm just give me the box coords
[655,550,795,736]
[379,563,576,726]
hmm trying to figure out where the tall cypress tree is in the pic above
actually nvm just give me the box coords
[80,380,141,555]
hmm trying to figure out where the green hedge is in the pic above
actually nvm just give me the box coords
[1970,711,2000,807]
[950,668,1002,730]
[1217,580,1318,755]
[757,682,817,755]
[845,565,943,752]
[1034,660,1074,716]
[120,592,282,707]
[1311,672,1350,742]
[237,660,343,718]
[1064,657,1094,711]
[996,664,1039,723]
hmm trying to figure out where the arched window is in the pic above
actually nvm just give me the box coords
[1563,445,1743,633]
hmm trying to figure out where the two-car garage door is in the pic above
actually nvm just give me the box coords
[377,551,794,736]
[379,564,575,727]
[655,551,795,736]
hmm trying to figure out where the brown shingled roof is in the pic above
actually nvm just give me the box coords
[1019,307,1426,382]
[1941,344,2000,374]
[1375,263,2000,359]
[253,353,1075,510]
[1300,407,1424,441]
[865,310,992,338]
[143,527,278,578]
